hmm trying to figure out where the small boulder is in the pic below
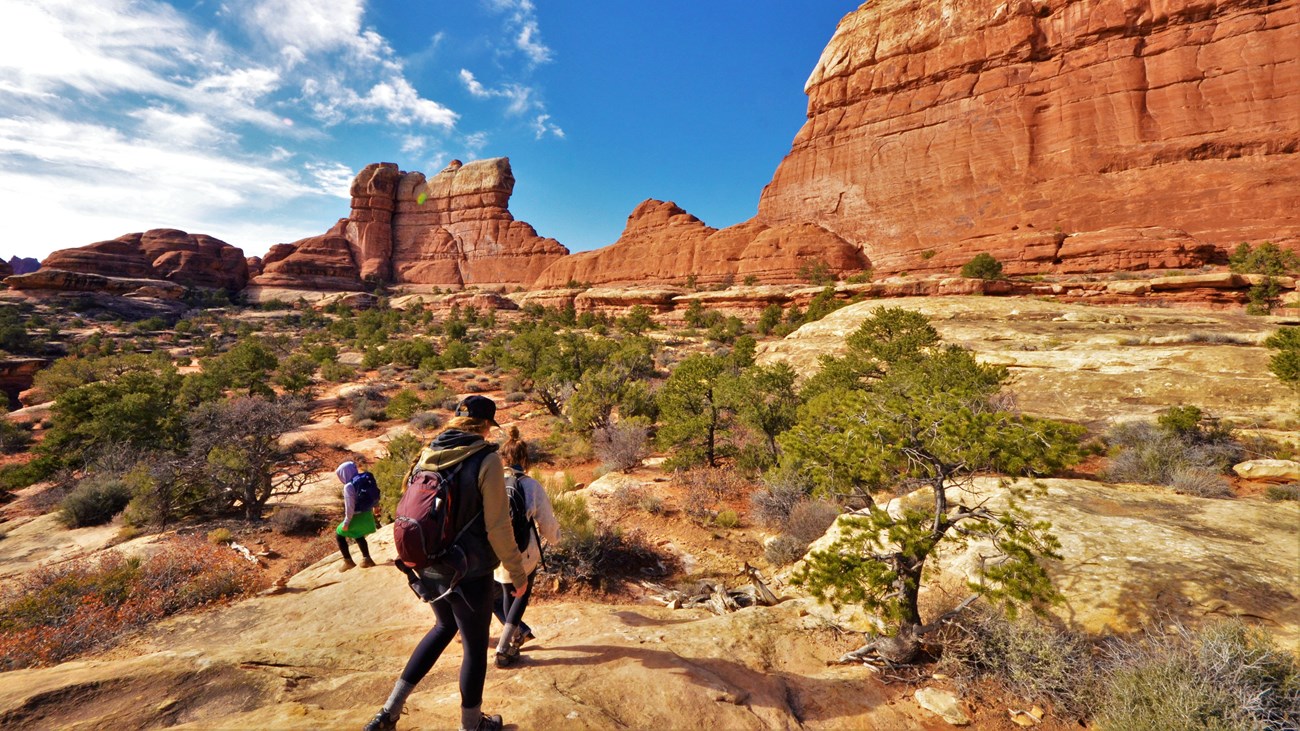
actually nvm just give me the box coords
[914,688,970,726]
[1233,459,1300,483]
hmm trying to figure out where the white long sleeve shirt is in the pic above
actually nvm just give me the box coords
[493,473,560,583]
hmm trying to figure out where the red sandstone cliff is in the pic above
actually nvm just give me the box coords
[536,0,1298,286]
[252,158,569,290]
[756,0,1300,276]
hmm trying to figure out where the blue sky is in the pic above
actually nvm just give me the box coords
[0,0,860,261]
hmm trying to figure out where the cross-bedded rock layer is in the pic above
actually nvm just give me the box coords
[756,0,1300,276]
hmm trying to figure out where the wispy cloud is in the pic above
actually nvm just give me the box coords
[458,69,533,116]
[305,161,355,199]
[0,115,321,252]
[486,0,553,66]
[531,114,564,140]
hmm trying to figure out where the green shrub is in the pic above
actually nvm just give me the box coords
[372,431,422,522]
[57,477,132,528]
[386,389,423,420]
[207,527,233,544]
[713,509,740,529]
[1228,242,1299,276]
[0,420,32,454]
[1105,410,1242,487]
[961,252,1004,280]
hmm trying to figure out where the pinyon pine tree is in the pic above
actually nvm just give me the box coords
[783,308,1084,663]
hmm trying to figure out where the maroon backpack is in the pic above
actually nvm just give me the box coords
[393,446,488,573]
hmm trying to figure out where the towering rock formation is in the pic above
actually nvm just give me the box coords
[8,229,248,291]
[756,0,1300,275]
[536,0,1298,285]
[251,158,569,290]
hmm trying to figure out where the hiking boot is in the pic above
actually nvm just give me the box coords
[494,648,517,668]
[518,629,535,646]
[340,559,357,572]
[359,557,376,568]
[462,712,503,731]
[363,709,396,731]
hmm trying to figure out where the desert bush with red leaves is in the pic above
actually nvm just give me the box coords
[0,537,261,669]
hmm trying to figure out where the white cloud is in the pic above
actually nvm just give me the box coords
[240,0,366,56]
[463,132,489,153]
[401,136,427,155]
[531,114,564,140]
[484,0,552,66]
[515,21,551,65]
[131,107,236,147]
[458,69,533,116]
[363,78,457,128]
[305,161,354,199]
[0,115,323,257]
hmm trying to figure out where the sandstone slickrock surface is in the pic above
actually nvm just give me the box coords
[0,527,933,730]
[760,296,1298,428]
[257,158,569,290]
[795,478,1300,648]
[757,0,1300,276]
[22,229,248,291]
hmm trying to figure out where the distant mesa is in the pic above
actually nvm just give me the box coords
[6,229,247,295]
[6,257,39,276]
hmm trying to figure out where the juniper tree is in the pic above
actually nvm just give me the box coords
[784,310,1084,663]
[656,353,732,468]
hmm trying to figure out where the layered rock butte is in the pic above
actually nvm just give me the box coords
[249,158,569,292]
[537,0,1300,286]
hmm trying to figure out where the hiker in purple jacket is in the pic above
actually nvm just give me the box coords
[335,461,377,571]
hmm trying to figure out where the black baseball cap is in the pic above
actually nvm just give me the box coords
[454,395,499,426]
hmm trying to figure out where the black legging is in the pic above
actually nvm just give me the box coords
[399,574,494,709]
[493,571,537,641]
[335,534,371,562]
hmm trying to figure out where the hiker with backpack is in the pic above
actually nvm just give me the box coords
[335,460,379,571]
[492,426,559,668]
[364,396,528,731]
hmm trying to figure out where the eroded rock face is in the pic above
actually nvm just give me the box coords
[259,159,569,290]
[533,200,868,288]
[757,0,1300,275]
[249,220,362,291]
[25,230,247,291]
